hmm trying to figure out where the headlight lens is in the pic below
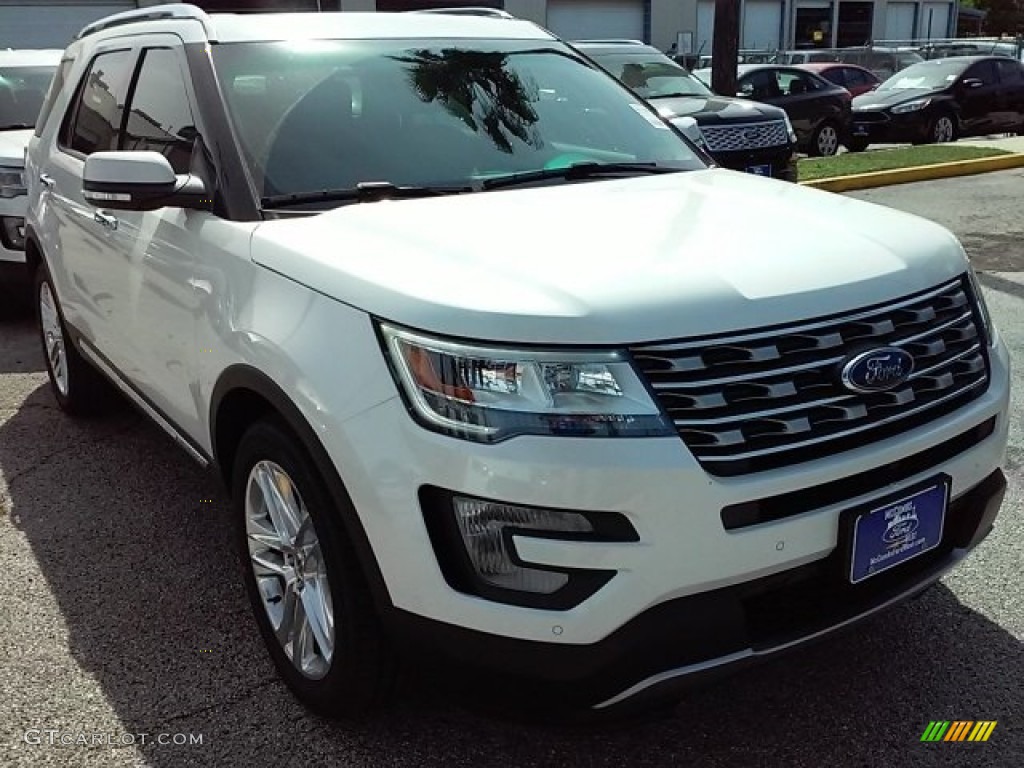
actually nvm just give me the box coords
[891,99,931,114]
[0,166,27,198]
[966,266,996,347]
[380,324,672,442]
[782,113,797,144]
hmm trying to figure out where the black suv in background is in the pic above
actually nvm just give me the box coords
[575,41,798,181]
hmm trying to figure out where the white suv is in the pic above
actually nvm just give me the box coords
[0,49,61,297]
[25,4,1009,717]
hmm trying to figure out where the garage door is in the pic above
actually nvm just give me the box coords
[0,3,135,50]
[546,0,646,42]
[919,2,951,39]
[884,2,916,42]
[743,0,782,49]
[696,0,714,56]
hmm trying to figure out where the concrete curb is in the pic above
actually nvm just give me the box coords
[799,152,1024,192]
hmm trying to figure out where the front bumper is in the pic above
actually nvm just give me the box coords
[710,145,798,182]
[850,110,931,144]
[326,336,1008,707]
[386,468,1004,710]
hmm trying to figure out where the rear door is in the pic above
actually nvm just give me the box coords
[957,59,1000,135]
[994,58,1024,130]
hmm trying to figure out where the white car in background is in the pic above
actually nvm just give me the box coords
[0,49,61,298]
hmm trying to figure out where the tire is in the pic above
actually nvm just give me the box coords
[809,121,841,157]
[922,112,957,145]
[844,137,869,153]
[34,263,118,416]
[233,418,395,717]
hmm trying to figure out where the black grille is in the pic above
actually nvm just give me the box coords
[630,277,990,476]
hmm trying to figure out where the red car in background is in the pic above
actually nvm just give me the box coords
[798,63,881,98]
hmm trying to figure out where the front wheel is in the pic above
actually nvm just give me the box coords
[233,418,395,717]
[844,137,869,153]
[809,121,841,157]
[924,113,957,144]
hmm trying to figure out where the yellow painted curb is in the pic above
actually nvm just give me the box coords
[799,152,1024,192]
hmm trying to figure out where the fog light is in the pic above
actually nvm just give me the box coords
[453,496,591,594]
[0,216,26,251]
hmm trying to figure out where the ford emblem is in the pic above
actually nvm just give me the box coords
[840,347,914,394]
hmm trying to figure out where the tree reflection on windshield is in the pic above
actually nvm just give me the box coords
[395,49,542,153]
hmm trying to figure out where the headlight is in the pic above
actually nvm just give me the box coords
[670,116,708,150]
[966,266,996,347]
[782,112,797,144]
[0,166,26,198]
[891,99,931,114]
[379,324,672,442]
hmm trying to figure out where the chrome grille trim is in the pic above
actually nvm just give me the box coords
[629,278,990,476]
[699,120,789,152]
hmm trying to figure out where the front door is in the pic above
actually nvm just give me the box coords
[957,60,1000,136]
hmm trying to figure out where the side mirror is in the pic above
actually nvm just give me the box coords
[83,151,210,212]
[961,78,984,89]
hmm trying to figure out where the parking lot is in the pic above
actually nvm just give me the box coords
[1,171,1022,767]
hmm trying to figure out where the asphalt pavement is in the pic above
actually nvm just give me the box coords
[1,172,1022,767]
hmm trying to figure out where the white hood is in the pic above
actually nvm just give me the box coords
[0,129,32,166]
[250,169,968,345]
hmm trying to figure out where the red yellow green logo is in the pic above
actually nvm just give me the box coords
[920,721,997,742]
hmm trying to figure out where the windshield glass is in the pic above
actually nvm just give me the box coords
[0,65,57,129]
[586,51,712,98]
[211,39,703,200]
[877,59,967,90]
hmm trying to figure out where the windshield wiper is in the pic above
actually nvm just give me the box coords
[261,181,472,208]
[481,162,682,190]
[651,92,706,99]
[0,123,34,130]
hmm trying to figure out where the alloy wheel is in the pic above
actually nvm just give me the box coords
[39,280,68,396]
[934,116,954,143]
[817,124,839,156]
[245,460,335,680]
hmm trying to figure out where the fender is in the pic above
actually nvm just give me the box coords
[210,364,394,611]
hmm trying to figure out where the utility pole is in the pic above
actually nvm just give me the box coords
[711,0,741,97]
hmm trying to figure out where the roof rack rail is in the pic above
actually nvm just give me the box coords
[408,7,516,19]
[571,39,646,45]
[76,2,212,40]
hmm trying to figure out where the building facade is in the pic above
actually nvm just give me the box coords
[0,0,960,56]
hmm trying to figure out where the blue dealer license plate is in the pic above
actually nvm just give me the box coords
[852,123,870,137]
[746,164,771,176]
[848,479,948,584]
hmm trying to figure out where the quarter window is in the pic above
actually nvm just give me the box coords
[122,48,197,174]
[65,50,135,155]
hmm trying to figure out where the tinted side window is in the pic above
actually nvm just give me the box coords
[65,50,135,155]
[34,57,74,137]
[845,67,869,86]
[821,68,845,87]
[122,48,196,174]
[965,61,998,85]
[996,59,1023,84]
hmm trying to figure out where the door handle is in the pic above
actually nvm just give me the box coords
[39,173,55,188]
[93,210,118,231]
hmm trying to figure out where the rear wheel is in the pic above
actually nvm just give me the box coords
[35,263,118,416]
[233,418,395,717]
[809,121,841,157]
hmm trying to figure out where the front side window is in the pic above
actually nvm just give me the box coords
[964,60,999,86]
[65,49,135,155]
[33,58,73,137]
[122,48,197,174]
[996,59,1023,84]
[211,39,703,202]
[587,52,712,99]
[0,63,59,131]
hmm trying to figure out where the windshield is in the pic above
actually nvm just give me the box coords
[0,65,57,130]
[211,39,703,201]
[877,59,967,90]
[586,51,712,98]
